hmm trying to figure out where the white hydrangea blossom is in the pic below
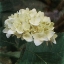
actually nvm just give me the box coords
[3,8,57,46]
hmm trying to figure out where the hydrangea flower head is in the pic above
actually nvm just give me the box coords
[3,8,57,46]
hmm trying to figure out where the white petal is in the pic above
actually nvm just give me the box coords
[29,18,40,26]
[5,18,14,28]
[6,34,11,38]
[53,39,56,44]
[16,29,23,34]
[30,13,36,18]
[30,8,37,17]
[23,33,33,42]
[47,31,55,40]
[40,37,48,41]
[7,30,14,34]
[50,34,57,44]
[5,19,9,24]
[16,31,23,34]
[3,28,9,33]
[50,38,56,44]
[34,39,43,46]
[37,11,44,17]
[43,16,51,22]
[31,8,36,12]
[32,33,48,41]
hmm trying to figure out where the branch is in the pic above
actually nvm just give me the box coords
[54,14,64,32]
[56,0,64,11]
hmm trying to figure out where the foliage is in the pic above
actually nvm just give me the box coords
[0,0,64,64]
[19,32,64,64]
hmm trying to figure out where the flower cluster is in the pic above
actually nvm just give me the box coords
[3,8,57,46]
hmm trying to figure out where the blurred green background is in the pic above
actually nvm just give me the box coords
[0,0,64,64]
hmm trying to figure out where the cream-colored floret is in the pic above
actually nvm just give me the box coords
[3,8,57,46]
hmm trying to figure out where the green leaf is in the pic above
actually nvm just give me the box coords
[0,51,21,58]
[19,32,64,64]
[0,27,18,51]
[7,51,21,58]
